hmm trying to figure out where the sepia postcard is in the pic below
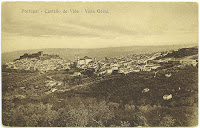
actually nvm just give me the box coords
[1,1,198,127]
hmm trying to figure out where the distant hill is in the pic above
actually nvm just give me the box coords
[155,46,198,60]
[1,44,197,64]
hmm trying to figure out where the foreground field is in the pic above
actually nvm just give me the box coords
[2,64,198,127]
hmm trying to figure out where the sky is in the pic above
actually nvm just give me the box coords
[2,2,198,53]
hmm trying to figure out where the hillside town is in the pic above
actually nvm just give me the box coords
[2,47,198,127]
[5,51,71,72]
[4,48,198,76]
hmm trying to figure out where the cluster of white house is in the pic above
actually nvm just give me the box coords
[5,58,71,72]
[72,53,163,76]
[5,51,198,76]
[72,51,198,76]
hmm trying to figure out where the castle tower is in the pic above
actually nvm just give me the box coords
[74,55,77,62]
[38,51,43,57]
[74,55,80,66]
[77,56,80,65]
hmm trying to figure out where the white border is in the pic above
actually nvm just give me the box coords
[0,0,199,128]
[0,0,199,2]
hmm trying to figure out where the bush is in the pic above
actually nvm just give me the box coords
[160,115,176,127]
[65,100,114,127]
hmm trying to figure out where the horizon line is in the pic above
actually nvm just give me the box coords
[2,43,198,54]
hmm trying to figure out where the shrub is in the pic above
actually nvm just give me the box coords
[3,103,59,127]
[120,121,131,127]
[65,100,114,127]
[160,114,176,127]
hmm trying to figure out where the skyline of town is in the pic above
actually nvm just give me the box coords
[4,46,198,75]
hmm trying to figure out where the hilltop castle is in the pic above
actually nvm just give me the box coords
[19,51,43,59]
[18,51,61,60]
